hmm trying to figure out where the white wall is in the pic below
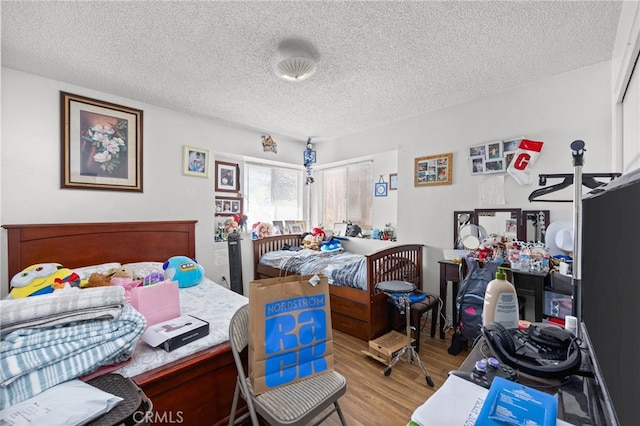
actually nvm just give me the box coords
[0,68,304,298]
[321,62,615,297]
[0,62,618,301]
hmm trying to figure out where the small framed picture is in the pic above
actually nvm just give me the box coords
[333,223,348,237]
[504,152,516,169]
[487,141,502,159]
[289,223,304,234]
[215,161,239,193]
[471,157,485,175]
[469,145,486,158]
[375,182,388,197]
[272,220,284,235]
[389,173,398,190]
[502,138,522,153]
[215,196,243,216]
[284,220,296,234]
[485,159,505,173]
[183,146,209,177]
[414,153,452,187]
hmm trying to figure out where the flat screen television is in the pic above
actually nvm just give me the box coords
[581,167,640,426]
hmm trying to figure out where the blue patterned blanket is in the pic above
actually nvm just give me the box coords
[0,304,146,409]
[260,249,368,290]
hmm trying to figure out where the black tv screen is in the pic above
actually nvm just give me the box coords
[581,169,640,426]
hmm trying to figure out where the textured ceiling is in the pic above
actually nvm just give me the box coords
[1,1,623,142]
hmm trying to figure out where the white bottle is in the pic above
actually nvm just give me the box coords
[483,267,519,328]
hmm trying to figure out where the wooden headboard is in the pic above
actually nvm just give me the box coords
[3,220,197,291]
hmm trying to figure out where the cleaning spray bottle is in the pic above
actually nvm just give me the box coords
[483,267,519,328]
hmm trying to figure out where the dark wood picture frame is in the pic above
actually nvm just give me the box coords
[61,91,143,192]
[215,160,240,193]
[389,173,398,190]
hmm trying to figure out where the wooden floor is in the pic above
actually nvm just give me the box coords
[318,319,471,426]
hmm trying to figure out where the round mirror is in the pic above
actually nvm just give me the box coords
[458,223,487,250]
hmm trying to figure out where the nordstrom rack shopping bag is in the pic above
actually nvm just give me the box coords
[248,274,334,394]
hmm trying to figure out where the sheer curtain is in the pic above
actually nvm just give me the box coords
[322,162,372,230]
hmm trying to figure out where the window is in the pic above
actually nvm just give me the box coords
[244,162,303,224]
[322,162,372,230]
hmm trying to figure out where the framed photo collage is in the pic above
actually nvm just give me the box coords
[469,137,522,175]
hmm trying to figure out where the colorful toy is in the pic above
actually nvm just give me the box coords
[84,272,113,288]
[320,239,343,253]
[9,263,81,298]
[144,271,165,286]
[163,256,204,288]
[302,233,323,250]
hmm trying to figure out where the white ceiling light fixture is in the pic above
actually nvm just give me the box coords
[275,56,317,82]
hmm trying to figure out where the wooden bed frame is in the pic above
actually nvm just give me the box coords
[2,220,243,426]
[253,234,424,341]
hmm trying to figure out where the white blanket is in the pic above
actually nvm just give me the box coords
[0,286,125,339]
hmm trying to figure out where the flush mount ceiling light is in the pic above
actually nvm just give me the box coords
[275,56,317,82]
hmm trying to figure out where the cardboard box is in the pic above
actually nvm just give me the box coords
[141,314,209,352]
[363,330,414,364]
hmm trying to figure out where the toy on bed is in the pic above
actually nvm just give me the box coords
[83,266,140,289]
[9,263,81,298]
[302,227,326,250]
[319,238,343,253]
[163,256,204,288]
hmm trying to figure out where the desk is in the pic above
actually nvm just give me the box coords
[437,260,549,339]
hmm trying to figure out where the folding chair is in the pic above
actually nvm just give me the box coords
[228,304,348,426]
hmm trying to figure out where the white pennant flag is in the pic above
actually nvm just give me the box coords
[507,139,544,185]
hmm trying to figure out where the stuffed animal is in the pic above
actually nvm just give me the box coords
[311,227,326,241]
[143,271,165,286]
[106,267,135,279]
[320,239,343,253]
[302,233,323,250]
[84,272,113,288]
[9,263,81,298]
[163,256,204,288]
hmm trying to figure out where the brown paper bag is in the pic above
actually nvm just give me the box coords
[248,274,334,394]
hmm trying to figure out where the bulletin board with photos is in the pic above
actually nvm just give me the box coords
[469,137,522,175]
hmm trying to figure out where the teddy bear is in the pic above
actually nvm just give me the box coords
[83,267,139,289]
[84,272,113,288]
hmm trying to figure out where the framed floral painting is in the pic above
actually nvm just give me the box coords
[61,92,143,191]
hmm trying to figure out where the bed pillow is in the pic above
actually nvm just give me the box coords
[72,262,122,281]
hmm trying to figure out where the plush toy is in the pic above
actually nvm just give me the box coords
[84,272,113,288]
[302,233,323,250]
[311,227,326,241]
[252,222,273,239]
[163,256,204,288]
[320,239,343,253]
[9,263,81,298]
[143,271,165,286]
[106,267,135,279]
